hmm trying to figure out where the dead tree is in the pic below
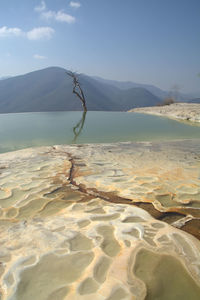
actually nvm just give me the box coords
[66,71,87,112]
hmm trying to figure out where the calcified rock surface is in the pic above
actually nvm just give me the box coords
[0,141,200,299]
[129,103,200,123]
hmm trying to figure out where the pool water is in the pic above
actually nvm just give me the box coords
[0,111,199,153]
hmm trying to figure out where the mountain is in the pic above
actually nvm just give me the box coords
[188,98,200,104]
[0,67,162,113]
[93,76,199,102]
[93,76,169,100]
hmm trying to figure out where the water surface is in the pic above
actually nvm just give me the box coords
[0,111,199,153]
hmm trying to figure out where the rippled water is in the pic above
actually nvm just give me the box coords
[0,111,199,153]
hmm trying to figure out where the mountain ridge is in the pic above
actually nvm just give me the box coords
[93,75,198,101]
[0,67,162,113]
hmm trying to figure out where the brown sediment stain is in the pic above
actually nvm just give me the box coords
[1,144,200,299]
[157,211,185,223]
[51,160,70,184]
[68,155,91,180]
[1,145,200,300]
[68,155,184,222]
[0,152,91,222]
[66,152,200,240]
[181,219,200,240]
[1,146,198,238]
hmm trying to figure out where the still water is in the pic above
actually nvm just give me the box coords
[0,111,199,153]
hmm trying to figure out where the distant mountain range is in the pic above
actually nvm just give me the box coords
[188,98,200,104]
[93,76,199,102]
[0,67,198,113]
[93,76,169,100]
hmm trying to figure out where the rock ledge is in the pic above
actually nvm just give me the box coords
[129,103,200,123]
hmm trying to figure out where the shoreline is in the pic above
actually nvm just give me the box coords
[129,103,200,124]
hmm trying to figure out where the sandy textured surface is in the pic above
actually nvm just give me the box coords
[129,103,200,123]
[0,141,200,299]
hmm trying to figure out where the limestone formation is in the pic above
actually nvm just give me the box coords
[0,141,200,299]
[129,103,200,123]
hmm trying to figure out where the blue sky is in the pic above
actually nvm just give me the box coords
[0,0,200,94]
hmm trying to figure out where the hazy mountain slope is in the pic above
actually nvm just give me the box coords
[93,76,198,102]
[188,98,200,104]
[93,76,169,99]
[0,67,161,113]
[115,87,161,110]
[0,67,78,112]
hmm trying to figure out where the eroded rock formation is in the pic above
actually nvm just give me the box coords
[0,141,200,299]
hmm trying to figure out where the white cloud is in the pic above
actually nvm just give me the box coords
[27,27,54,40]
[41,10,54,20]
[0,25,54,41]
[55,11,75,23]
[33,54,47,59]
[41,10,75,23]
[0,26,22,37]
[35,1,76,24]
[69,1,81,8]
[35,1,46,12]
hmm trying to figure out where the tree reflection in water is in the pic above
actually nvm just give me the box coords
[72,111,87,143]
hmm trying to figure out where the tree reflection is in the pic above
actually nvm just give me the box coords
[72,111,87,143]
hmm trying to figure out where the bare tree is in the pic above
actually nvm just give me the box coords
[66,71,87,112]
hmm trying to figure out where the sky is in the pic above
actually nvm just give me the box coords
[0,0,200,94]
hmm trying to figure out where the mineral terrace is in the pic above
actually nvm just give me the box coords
[0,140,200,299]
[129,103,200,123]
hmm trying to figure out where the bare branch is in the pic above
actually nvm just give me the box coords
[66,71,87,112]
